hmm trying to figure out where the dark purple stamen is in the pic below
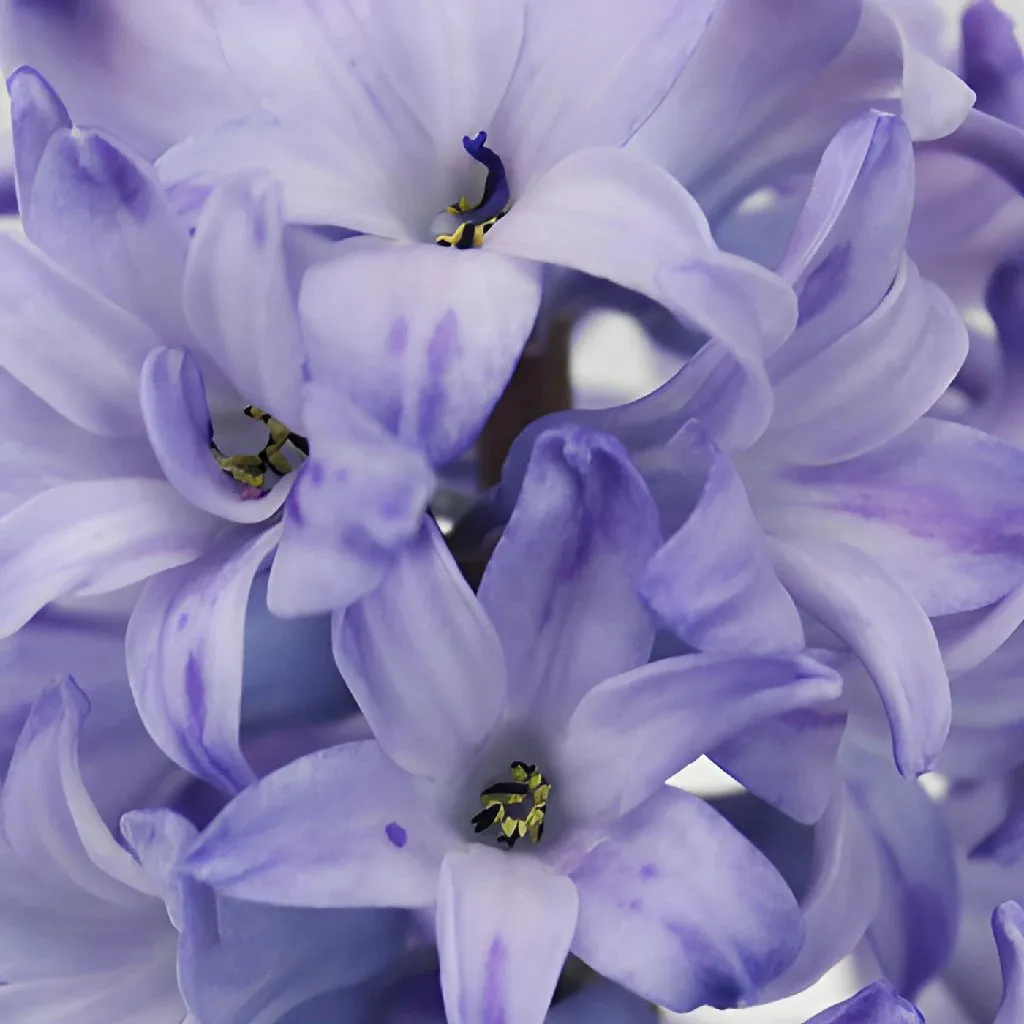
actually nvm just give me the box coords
[460,131,509,224]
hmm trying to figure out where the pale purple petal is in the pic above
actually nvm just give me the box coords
[479,427,659,728]
[994,902,1024,1024]
[710,707,847,825]
[182,740,454,909]
[0,234,159,435]
[631,0,863,193]
[762,261,967,466]
[773,113,914,372]
[805,981,924,1024]
[641,422,803,654]
[158,116,409,236]
[124,808,409,1024]
[126,524,280,793]
[770,536,949,777]
[184,174,304,428]
[493,0,717,186]
[300,238,542,464]
[333,518,505,780]
[7,65,70,215]
[570,787,801,1012]
[486,147,798,452]
[0,0,253,159]
[0,372,157,516]
[972,779,1024,865]
[767,420,1024,616]
[843,742,959,998]
[201,0,439,233]
[25,127,192,340]
[760,784,882,1001]
[555,652,841,820]
[267,382,435,618]
[0,477,221,638]
[437,844,578,1024]
[0,680,167,982]
[141,348,290,524]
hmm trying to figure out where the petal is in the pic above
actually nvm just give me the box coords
[631,0,863,191]
[0,679,163,982]
[768,420,1024,616]
[437,844,578,1024]
[762,260,967,465]
[333,518,506,780]
[126,524,281,794]
[201,0,448,231]
[184,174,304,428]
[972,777,1024,865]
[158,116,409,236]
[0,372,157,516]
[640,422,804,655]
[0,478,221,638]
[182,739,453,909]
[710,707,847,825]
[7,66,70,216]
[545,979,658,1024]
[267,382,436,618]
[994,902,1024,1024]
[769,535,950,777]
[300,239,542,464]
[760,784,882,1001]
[570,786,802,1012]
[773,113,915,370]
[25,127,192,340]
[487,147,798,452]
[0,0,252,159]
[125,808,409,1024]
[479,427,659,727]
[0,233,158,436]
[493,0,717,186]
[805,981,924,1024]
[555,651,841,820]
[843,741,959,998]
[141,348,291,525]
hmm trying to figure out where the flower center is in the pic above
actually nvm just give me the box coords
[471,760,550,850]
[210,405,309,497]
[435,131,510,250]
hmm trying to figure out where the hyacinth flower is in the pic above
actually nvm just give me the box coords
[492,110,1024,823]
[0,69,444,791]
[0,664,408,1024]
[175,426,842,1022]
[148,0,820,622]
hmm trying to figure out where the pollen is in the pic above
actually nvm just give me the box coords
[471,760,550,850]
[435,131,510,250]
[210,405,310,492]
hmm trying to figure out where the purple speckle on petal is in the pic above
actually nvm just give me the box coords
[176,612,189,632]
[307,460,325,487]
[387,317,410,355]
[629,898,644,912]
[640,862,658,881]
[417,310,461,452]
[385,822,407,848]
[286,485,304,528]
[76,133,152,221]
[481,935,509,1024]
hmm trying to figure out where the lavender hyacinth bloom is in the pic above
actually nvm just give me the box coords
[0,670,407,1024]
[179,427,842,1022]
[151,0,812,627]
[496,110,1024,811]
[0,69,436,792]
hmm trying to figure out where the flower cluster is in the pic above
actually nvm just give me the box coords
[4,1,1024,1022]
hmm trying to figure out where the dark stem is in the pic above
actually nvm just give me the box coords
[477,317,573,489]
